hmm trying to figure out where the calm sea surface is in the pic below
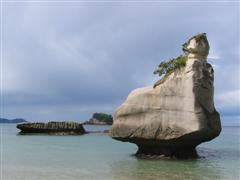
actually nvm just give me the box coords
[1,124,239,180]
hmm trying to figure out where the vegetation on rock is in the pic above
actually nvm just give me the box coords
[154,55,187,77]
[182,33,209,55]
[83,113,113,125]
[92,113,113,122]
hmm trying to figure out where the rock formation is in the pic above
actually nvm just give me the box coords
[110,33,221,158]
[83,113,113,125]
[17,121,86,135]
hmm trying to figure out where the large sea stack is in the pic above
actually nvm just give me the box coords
[110,33,221,158]
[17,121,86,135]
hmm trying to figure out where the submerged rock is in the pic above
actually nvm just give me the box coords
[110,33,221,158]
[17,121,86,135]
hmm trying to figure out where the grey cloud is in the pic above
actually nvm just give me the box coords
[2,1,239,124]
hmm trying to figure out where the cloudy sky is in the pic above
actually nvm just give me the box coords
[1,0,239,125]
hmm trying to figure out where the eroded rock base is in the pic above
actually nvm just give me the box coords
[136,145,198,159]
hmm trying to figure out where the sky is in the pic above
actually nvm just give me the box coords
[1,0,239,125]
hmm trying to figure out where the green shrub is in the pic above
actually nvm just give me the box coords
[154,55,187,77]
[92,113,113,123]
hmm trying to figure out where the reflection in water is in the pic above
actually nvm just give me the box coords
[109,153,222,180]
[109,127,240,180]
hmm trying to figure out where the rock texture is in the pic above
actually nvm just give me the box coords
[110,33,221,158]
[17,121,86,135]
[83,118,113,125]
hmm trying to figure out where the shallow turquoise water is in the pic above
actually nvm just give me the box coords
[1,124,239,180]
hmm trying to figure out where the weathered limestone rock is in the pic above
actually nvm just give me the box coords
[17,121,86,135]
[110,33,221,158]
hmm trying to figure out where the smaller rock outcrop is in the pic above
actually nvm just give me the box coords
[17,122,86,135]
[83,113,113,125]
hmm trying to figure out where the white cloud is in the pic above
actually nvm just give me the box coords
[216,89,240,109]
[2,1,239,124]
[208,45,221,60]
[208,55,220,60]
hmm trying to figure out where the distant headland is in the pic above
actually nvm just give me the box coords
[0,118,28,123]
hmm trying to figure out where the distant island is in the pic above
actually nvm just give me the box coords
[0,118,28,123]
[83,113,113,125]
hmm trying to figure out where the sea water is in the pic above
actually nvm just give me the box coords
[1,124,239,180]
